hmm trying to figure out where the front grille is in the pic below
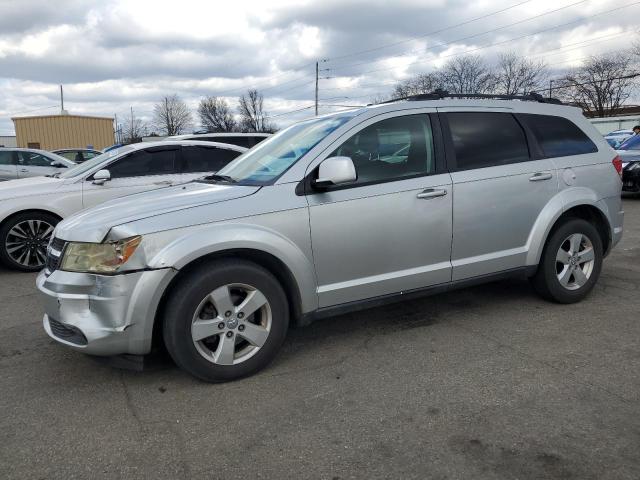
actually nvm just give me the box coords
[48,318,88,346]
[45,237,66,274]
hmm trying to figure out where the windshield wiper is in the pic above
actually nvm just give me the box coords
[199,174,237,183]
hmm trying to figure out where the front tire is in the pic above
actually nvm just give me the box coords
[162,259,289,382]
[0,212,59,272]
[531,218,603,303]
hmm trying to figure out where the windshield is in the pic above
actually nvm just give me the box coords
[58,145,135,178]
[618,135,640,151]
[212,111,360,185]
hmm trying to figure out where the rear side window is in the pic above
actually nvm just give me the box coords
[181,146,241,173]
[109,149,178,178]
[522,114,597,157]
[0,151,14,165]
[446,112,529,170]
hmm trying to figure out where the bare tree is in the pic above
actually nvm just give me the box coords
[495,52,548,95]
[558,54,636,117]
[122,110,147,144]
[392,72,443,99]
[198,96,236,132]
[238,89,275,133]
[153,94,192,136]
[440,55,496,94]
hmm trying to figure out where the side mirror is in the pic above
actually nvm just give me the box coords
[314,156,357,189]
[92,169,111,185]
[51,161,66,168]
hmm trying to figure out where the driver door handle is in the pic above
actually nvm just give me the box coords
[153,180,173,186]
[416,188,447,199]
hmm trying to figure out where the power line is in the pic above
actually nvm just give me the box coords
[335,1,640,78]
[327,0,534,62]
[328,0,589,72]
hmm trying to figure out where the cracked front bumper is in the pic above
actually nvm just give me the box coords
[37,267,177,356]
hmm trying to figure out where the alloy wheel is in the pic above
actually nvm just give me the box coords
[5,219,54,268]
[191,283,272,365]
[555,233,595,291]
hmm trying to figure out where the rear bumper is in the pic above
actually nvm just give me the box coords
[37,267,177,356]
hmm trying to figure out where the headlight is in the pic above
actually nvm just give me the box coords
[61,236,142,274]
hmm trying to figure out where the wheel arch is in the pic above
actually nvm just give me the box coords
[526,188,612,269]
[0,208,63,229]
[151,247,308,352]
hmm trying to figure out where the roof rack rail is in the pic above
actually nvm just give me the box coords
[376,89,562,105]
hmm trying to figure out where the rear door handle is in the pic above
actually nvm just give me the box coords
[416,188,447,199]
[529,172,552,181]
[19,168,28,173]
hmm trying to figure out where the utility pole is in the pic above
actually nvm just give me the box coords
[114,113,118,143]
[315,61,319,116]
[60,85,64,112]
[549,79,554,98]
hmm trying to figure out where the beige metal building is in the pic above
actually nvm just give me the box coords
[12,113,115,150]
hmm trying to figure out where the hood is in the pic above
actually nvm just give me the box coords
[56,181,260,242]
[0,176,66,199]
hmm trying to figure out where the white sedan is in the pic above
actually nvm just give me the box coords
[0,140,246,271]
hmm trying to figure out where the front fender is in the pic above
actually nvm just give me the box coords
[525,187,610,266]
[148,223,319,313]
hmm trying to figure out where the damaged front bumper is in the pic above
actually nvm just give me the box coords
[37,267,177,356]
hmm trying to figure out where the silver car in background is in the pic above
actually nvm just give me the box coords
[0,148,75,180]
[38,94,624,382]
[0,141,246,271]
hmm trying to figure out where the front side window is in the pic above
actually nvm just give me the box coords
[182,146,241,173]
[108,149,178,178]
[522,114,598,157]
[213,110,360,185]
[447,112,529,170]
[59,146,135,179]
[327,114,435,185]
[18,151,55,167]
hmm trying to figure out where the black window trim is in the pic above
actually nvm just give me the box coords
[440,111,534,172]
[298,112,446,195]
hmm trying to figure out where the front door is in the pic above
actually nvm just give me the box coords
[81,146,185,208]
[16,151,58,178]
[306,112,453,308]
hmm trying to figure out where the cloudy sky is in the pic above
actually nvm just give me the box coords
[0,0,638,136]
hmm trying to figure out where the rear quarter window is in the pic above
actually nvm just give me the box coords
[522,114,597,158]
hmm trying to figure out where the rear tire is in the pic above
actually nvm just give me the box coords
[162,259,289,382]
[531,218,603,303]
[0,211,59,272]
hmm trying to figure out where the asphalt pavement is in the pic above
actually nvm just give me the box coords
[1,197,639,480]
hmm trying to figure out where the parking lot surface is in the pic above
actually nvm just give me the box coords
[1,198,639,480]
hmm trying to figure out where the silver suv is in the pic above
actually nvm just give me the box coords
[37,94,624,382]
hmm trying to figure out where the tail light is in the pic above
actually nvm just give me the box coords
[612,155,623,178]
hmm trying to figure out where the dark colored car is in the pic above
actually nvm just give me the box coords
[616,135,640,192]
[52,148,103,164]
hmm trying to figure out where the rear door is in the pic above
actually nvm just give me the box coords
[81,146,184,208]
[439,109,558,281]
[0,151,17,180]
